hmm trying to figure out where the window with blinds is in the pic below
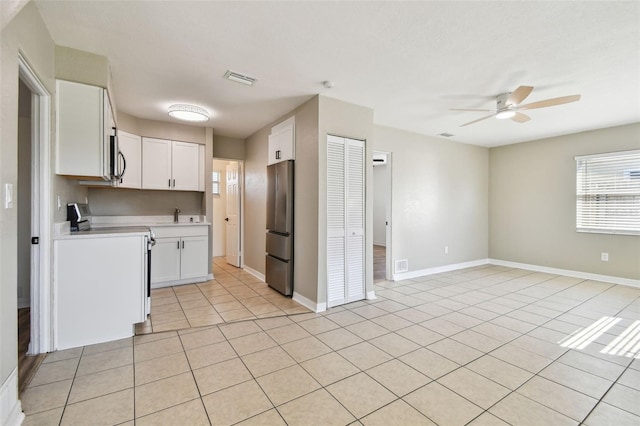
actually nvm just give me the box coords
[576,150,640,235]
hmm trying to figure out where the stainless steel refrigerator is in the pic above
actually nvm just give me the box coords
[266,160,294,296]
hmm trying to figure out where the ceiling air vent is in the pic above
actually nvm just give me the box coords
[224,70,257,86]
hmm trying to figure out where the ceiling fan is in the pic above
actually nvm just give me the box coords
[450,86,581,127]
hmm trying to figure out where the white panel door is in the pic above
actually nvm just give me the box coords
[327,136,346,308]
[117,131,141,189]
[225,162,241,267]
[172,141,200,191]
[142,137,172,190]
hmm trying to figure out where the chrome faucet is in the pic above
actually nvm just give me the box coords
[174,207,180,223]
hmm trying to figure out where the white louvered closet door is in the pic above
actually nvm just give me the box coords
[327,135,365,308]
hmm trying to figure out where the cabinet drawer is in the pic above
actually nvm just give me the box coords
[152,225,208,238]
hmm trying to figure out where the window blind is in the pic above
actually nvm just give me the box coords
[576,150,640,235]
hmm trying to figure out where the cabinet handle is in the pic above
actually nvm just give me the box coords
[168,179,171,188]
[177,241,180,249]
[276,150,281,160]
[182,241,185,249]
[173,179,176,187]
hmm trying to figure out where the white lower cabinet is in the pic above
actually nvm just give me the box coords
[55,234,147,350]
[151,237,181,282]
[151,225,209,287]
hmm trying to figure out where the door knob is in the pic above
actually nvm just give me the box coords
[225,218,229,222]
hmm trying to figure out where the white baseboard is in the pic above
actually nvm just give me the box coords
[293,291,326,313]
[392,258,490,281]
[366,291,377,300]
[489,259,640,288]
[242,265,265,282]
[151,274,212,289]
[0,368,24,426]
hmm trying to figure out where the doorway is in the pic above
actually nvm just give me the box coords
[17,55,52,392]
[211,158,243,268]
[373,151,391,281]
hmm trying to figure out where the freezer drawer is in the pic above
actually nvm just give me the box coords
[266,254,292,296]
[266,232,292,261]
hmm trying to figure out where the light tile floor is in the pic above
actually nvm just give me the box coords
[136,258,312,334]
[22,265,640,425]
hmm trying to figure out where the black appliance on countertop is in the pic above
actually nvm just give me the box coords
[67,202,92,232]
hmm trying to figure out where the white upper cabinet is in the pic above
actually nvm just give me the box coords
[142,137,203,191]
[116,131,142,189]
[56,79,114,179]
[268,116,295,165]
[172,141,200,191]
[142,138,172,190]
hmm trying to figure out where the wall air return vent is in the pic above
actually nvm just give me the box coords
[394,259,409,273]
[224,70,257,86]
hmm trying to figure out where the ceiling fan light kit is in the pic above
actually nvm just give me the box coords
[450,85,581,127]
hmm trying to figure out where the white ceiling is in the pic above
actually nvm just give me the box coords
[34,1,639,147]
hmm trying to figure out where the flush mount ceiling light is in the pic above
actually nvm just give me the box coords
[224,70,257,86]
[168,104,210,122]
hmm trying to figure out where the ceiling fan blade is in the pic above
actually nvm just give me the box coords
[450,108,492,112]
[460,113,495,127]
[507,86,533,106]
[519,94,581,110]
[511,112,531,123]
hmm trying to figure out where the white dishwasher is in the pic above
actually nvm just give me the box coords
[54,229,150,350]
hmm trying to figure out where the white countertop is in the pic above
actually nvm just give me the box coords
[92,215,210,227]
[54,216,210,239]
[55,226,152,240]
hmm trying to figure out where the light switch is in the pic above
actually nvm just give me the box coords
[4,183,14,209]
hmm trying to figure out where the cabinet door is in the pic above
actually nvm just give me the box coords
[180,236,209,280]
[151,237,181,283]
[56,80,105,178]
[142,138,172,190]
[277,125,295,161]
[117,131,142,189]
[267,133,279,166]
[268,117,295,165]
[172,141,200,191]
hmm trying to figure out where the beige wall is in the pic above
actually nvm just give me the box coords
[0,1,87,392]
[490,123,640,280]
[243,125,270,274]
[214,135,245,160]
[373,126,489,273]
[317,96,375,305]
[243,96,320,300]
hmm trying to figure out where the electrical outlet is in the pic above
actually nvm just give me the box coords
[601,252,609,262]
[444,246,449,254]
